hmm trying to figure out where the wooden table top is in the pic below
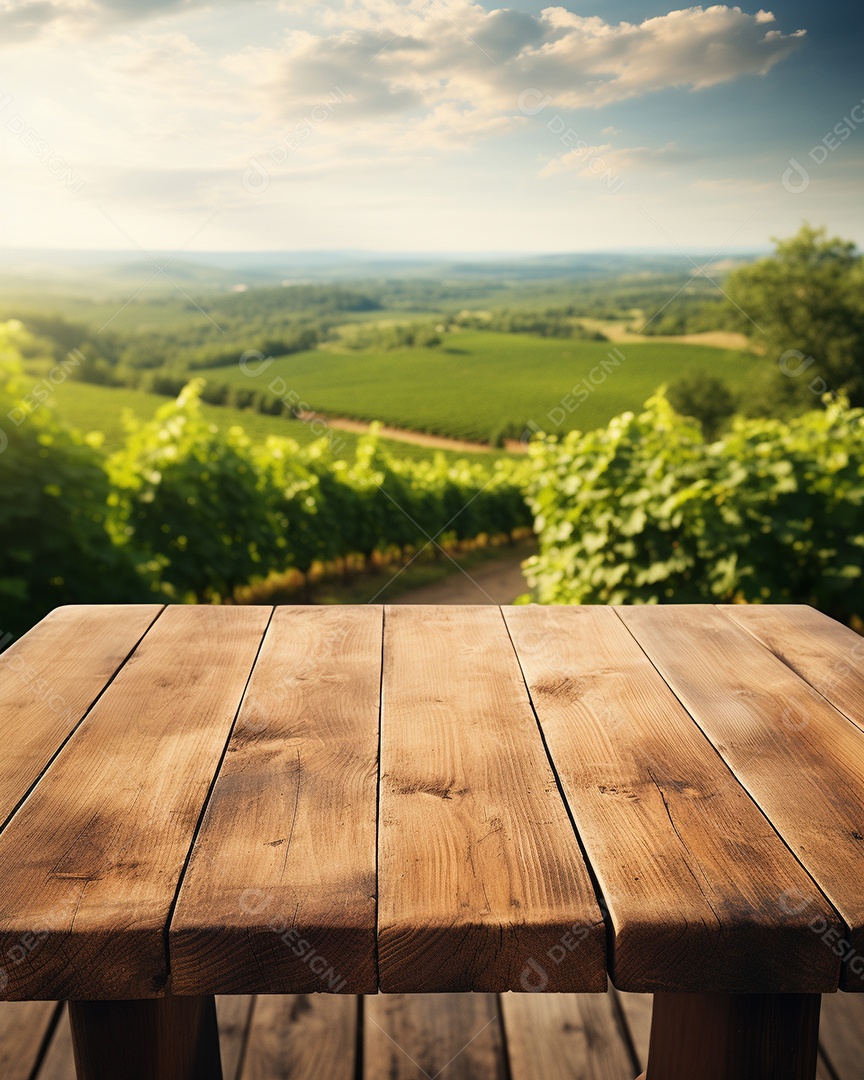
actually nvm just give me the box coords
[0,603,862,1003]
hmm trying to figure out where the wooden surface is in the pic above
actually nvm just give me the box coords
[503,991,635,1080]
[241,995,355,1080]
[366,992,506,1079]
[620,604,864,993]
[377,605,606,992]
[0,1000,58,1080]
[6,991,864,1080]
[0,606,269,999]
[1,603,863,1000]
[0,605,161,831]
[723,603,864,735]
[172,607,382,995]
[505,605,839,993]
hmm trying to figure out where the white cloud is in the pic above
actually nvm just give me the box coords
[541,141,693,179]
[10,3,802,117]
[224,2,805,148]
[0,1,813,251]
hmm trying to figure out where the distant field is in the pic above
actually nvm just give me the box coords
[48,381,498,463]
[203,331,757,443]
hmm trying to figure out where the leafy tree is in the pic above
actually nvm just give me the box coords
[667,372,737,440]
[725,225,864,406]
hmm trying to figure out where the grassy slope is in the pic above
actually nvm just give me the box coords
[49,381,498,462]
[202,331,757,442]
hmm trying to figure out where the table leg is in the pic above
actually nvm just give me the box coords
[637,992,821,1080]
[69,994,223,1080]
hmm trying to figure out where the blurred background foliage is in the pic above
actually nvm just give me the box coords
[3,226,864,638]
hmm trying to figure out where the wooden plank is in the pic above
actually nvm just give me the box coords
[818,991,864,1080]
[643,993,821,1080]
[503,992,635,1080]
[618,605,864,993]
[366,993,505,1080]
[216,997,254,1080]
[617,992,653,1071]
[0,1000,58,1080]
[68,995,222,1080]
[0,605,271,1000]
[171,606,382,995]
[504,605,839,993]
[722,604,864,734]
[240,995,356,1080]
[378,605,606,993]
[0,605,161,832]
[36,1005,76,1080]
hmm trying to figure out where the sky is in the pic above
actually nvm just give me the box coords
[0,0,861,253]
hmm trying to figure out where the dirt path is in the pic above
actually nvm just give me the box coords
[296,411,494,454]
[390,550,532,605]
[610,328,750,349]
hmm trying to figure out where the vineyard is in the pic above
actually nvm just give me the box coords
[49,381,495,463]
[109,382,530,604]
[0,323,530,636]
[4,231,863,642]
[524,392,864,626]
[202,331,755,445]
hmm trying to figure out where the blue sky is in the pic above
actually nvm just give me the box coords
[0,0,861,253]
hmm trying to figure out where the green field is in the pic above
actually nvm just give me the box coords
[48,381,498,462]
[203,331,756,443]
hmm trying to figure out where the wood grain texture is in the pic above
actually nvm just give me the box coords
[503,992,635,1080]
[619,605,864,993]
[240,995,356,1080]
[366,993,505,1080]
[0,605,271,1000]
[171,606,382,996]
[505,605,839,993]
[378,605,606,993]
[0,1001,58,1080]
[69,995,222,1080]
[722,604,864,735]
[644,993,821,1080]
[0,605,161,833]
